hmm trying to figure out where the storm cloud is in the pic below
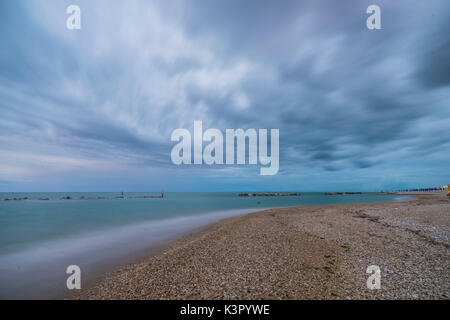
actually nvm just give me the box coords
[0,0,449,191]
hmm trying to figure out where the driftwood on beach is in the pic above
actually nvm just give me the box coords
[238,192,301,197]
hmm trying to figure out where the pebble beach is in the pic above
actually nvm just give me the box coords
[71,192,449,300]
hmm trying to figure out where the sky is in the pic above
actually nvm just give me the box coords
[0,0,449,192]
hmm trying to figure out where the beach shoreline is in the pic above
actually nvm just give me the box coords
[70,192,449,300]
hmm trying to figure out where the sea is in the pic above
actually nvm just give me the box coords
[0,192,411,299]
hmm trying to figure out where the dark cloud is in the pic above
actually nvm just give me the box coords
[0,0,449,190]
[418,41,450,88]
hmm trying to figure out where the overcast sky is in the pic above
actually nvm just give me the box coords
[0,0,449,192]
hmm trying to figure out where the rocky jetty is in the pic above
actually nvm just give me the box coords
[4,197,29,201]
[2,192,165,201]
[134,195,164,198]
[238,192,301,197]
[324,192,362,195]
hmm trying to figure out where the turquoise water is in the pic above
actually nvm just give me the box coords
[0,192,407,254]
[0,192,409,298]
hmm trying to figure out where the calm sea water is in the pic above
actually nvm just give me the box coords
[0,192,410,299]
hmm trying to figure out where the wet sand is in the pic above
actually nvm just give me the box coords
[71,192,449,300]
